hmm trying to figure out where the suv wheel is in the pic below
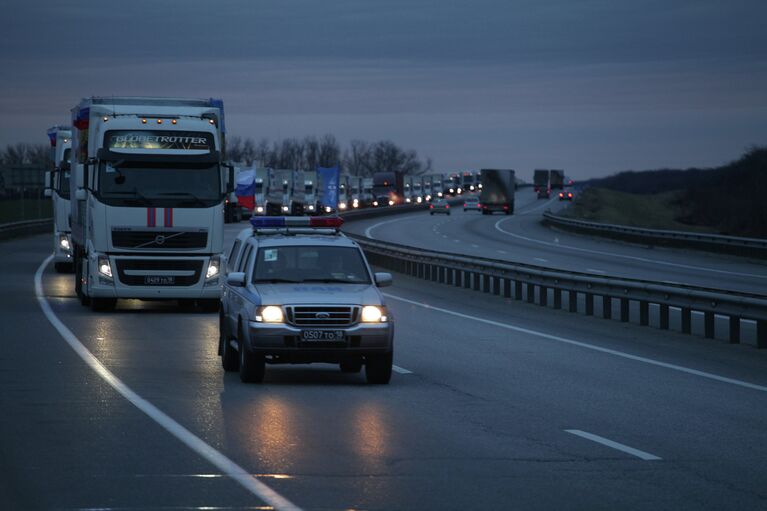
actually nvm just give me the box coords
[365,352,393,384]
[220,314,239,372]
[238,324,265,383]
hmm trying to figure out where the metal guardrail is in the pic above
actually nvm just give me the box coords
[343,232,767,348]
[0,218,52,241]
[543,211,767,258]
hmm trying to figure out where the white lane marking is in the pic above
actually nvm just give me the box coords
[393,365,413,374]
[453,239,461,243]
[382,292,767,393]
[496,250,507,254]
[565,430,662,461]
[534,258,548,263]
[471,244,479,248]
[494,217,767,280]
[364,217,405,239]
[34,256,302,511]
[586,268,606,274]
[442,235,449,239]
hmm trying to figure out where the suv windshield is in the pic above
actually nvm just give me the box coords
[252,245,371,284]
[98,160,221,206]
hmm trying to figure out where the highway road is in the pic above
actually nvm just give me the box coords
[345,189,767,296]
[3,215,767,510]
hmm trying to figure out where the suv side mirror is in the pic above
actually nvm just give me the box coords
[374,272,392,288]
[226,272,246,287]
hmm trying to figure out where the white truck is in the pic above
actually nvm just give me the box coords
[265,168,305,215]
[45,126,74,272]
[252,167,268,215]
[69,96,229,311]
[337,174,351,211]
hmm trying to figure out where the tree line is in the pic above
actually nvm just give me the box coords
[0,134,433,178]
[226,135,432,176]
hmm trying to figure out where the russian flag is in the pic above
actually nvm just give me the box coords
[235,169,256,211]
[72,107,90,130]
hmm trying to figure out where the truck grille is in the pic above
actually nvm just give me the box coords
[286,306,359,327]
[115,259,203,286]
[112,230,208,249]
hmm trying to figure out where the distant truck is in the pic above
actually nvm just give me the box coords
[69,96,228,311]
[45,126,73,272]
[265,168,305,216]
[362,178,374,207]
[372,171,404,206]
[479,169,515,215]
[303,169,319,215]
[337,174,350,211]
[533,169,549,193]
[550,169,565,190]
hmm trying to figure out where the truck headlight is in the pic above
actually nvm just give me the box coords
[361,305,387,323]
[98,255,112,279]
[307,204,315,211]
[206,256,220,279]
[372,200,379,207]
[282,206,290,212]
[59,234,71,252]
[256,305,283,323]
[256,206,264,213]
[339,202,347,210]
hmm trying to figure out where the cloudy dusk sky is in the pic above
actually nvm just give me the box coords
[1,0,765,180]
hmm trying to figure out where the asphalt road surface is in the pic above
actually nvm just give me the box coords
[3,218,767,510]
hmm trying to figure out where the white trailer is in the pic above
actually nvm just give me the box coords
[45,126,73,272]
[69,97,228,311]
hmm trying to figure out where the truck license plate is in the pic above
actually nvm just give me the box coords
[144,275,175,285]
[301,330,345,341]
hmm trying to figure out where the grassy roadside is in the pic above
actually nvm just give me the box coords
[563,188,717,233]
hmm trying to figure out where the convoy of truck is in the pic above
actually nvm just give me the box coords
[39,96,571,313]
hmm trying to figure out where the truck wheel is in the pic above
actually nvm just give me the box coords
[75,253,90,306]
[340,358,363,373]
[365,352,393,384]
[238,324,265,383]
[90,297,116,312]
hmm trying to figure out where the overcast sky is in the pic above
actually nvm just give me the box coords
[1,0,765,180]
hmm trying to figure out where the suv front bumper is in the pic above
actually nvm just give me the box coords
[247,320,393,356]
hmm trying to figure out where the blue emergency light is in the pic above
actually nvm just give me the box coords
[250,216,344,230]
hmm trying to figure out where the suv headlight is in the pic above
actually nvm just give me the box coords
[255,305,284,323]
[206,256,220,279]
[361,305,387,323]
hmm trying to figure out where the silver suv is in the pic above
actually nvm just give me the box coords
[219,216,394,384]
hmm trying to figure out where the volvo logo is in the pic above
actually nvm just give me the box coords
[154,235,166,245]
[315,312,330,319]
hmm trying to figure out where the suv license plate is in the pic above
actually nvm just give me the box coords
[301,330,345,341]
[144,275,175,285]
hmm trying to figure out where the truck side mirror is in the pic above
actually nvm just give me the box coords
[44,189,52,198]
[75,189,87,201]
[224,163,235,194]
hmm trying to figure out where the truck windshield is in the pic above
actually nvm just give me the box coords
[98,161,221,206]
[252,246,371,284]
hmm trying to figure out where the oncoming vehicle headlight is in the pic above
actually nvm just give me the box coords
[307,204,315,211]
[256,305,284,323]
[388,200,395,206]
[361,305,387,323]
[339,202,348,210]
[59,234,71,252]
[324,206,333,213]
[256,206,264,213]
[97,255,112,279]
[282,205,290,212]
[206,256,220,279]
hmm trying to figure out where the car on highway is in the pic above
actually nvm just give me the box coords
[463,196,481,212]
[559,190,574,201]
[219,216,394,384]
[430,198,451,215]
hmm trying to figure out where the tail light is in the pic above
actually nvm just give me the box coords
[463,203,467,207]
[503,205,509,210]
[446,205,450,209]
[430,204,434,209]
